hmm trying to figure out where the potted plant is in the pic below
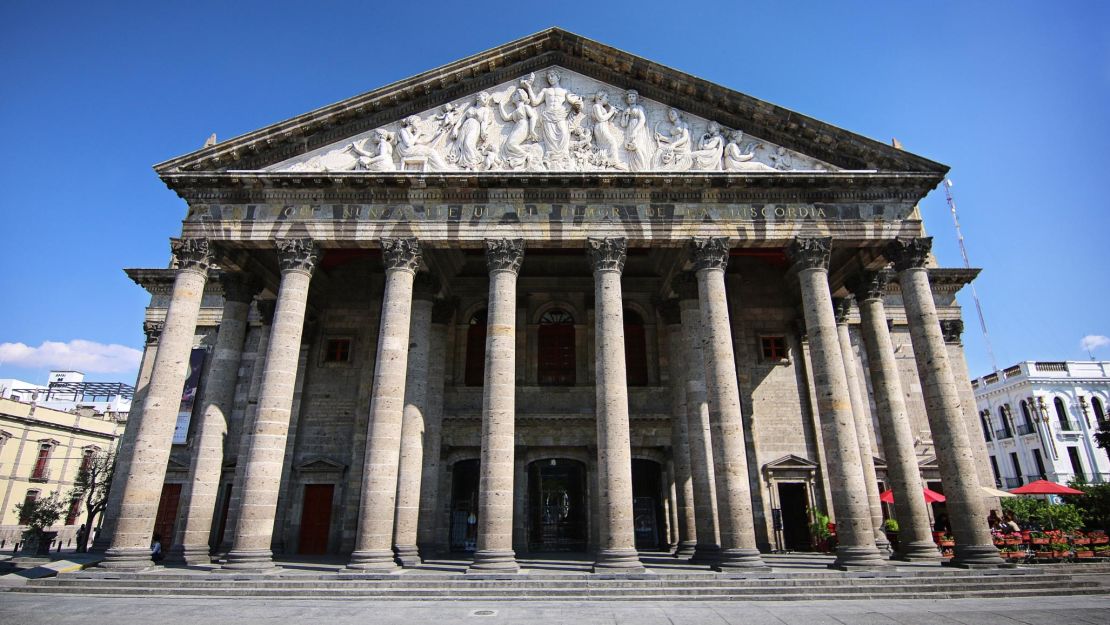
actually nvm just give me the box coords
[1072,531,1091,546]
[1049,541,1070,559]
[1075,548,1095,558]
[809,510,833,553]
[13,492,64,557]
[1089,531,1108,545]
[1029,531,1050,546]
[937,534,956,548]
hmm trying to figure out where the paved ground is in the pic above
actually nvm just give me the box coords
[1,594,1109,624]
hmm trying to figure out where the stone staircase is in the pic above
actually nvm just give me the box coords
[11,564,1110,601]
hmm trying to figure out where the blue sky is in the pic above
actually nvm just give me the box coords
[1,1,1107,384]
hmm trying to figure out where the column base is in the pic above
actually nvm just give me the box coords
[393,544,422,568]
[829,545,888,571]
[222,548,278,572]
[714,548,770,571]
[346,549,401,572]
[947,544,1007,568]
[893,539,943,562]
[689,543,720,565]
[674,540,697,558]
[874,531,893,555]
[98,547,158,571]
[165,544,212,566]
[467,549,519,573]
[592,548,645,573]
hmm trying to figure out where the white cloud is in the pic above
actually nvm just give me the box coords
[0,340,142,374]
[1080,335,1110,353]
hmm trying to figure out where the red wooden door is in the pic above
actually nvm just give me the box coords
[465,311,487,386]
[152,483,182,552]
[298,484,334,554]
[539,324,575,386]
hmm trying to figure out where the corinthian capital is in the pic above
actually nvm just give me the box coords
[886,237,932,272]
[485,238,525,274]
[586,237,627,273]
[219,272,262,304]
[786,237,831,271]
[850,269,892,302]
[143,320,164,345]
[381,237,422,273]
[171,238,213,273]
[832,297,853,325]
[689,237,730,272]
[276,238,319,274]
[939,319,964,344]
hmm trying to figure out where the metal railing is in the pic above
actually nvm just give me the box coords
[994,429,1012,440]
[1015,423,1036,436]
[1004,477,1023,488]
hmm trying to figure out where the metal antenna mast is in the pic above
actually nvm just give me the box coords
[943,178,999,373]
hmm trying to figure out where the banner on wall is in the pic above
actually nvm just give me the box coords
[172,348,207,444]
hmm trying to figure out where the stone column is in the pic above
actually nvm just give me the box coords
[169,272,259,564]
[786,237,884,570]
[678,287,721,564]
[468,238,524,573]
[416,300,452,556]
[392,275,436,567]
[92,319,162,553]
[347,238,422,571]
[832,297,891,555]
[223,238,318,570]
[851,270,940,561]
[661,300,697,558]
[588,237,644,573]
[690,238,766,571]
[887,237,1003,566]
[102,238,213,570]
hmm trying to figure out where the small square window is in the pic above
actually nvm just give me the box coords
[760,336,788,362]
[323,338,352,363]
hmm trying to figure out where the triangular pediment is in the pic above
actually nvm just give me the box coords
[295,457,347,473]
[154,28,946,179]
[763,454,819,471]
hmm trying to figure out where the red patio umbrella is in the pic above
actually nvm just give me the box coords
[1008,479,1084,495]
[879,488,946,504]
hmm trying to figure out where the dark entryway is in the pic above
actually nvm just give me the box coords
[777,482,811,550]
[528,458,587,552]
[449,459,481,552]
[538,309,575,386]
[213,483,232,549]
[631,459,666,550]
[152,483,182,553]
[297,484,334,554]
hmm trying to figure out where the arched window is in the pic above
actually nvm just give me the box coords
[1093,396,1106,424]
[998,406,1012,438]
[18,490,40,525]
[980,411,992,442]
[465,310,487,387]
[1054,397,1073,431]
[1020,400,1033,428]
[624,309,648,387]
[538,309,575,386]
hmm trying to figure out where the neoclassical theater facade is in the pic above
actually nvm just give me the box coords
[97,29,1005,572]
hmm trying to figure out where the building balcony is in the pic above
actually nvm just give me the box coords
[1003,477,1023,489]
[1015,423,1036,436]
[994,429,1012,440]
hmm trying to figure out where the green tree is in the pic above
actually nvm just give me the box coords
[1063,481,1110,531]
[66,450,116,553]
[13,492,65,532]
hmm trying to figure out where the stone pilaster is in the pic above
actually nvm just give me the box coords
[587,237,644,573]
[347,238,422,571]
[392,275,436,567]
[468,239,524,573]
[690,238,766,571]
[223,238,318,571]
[416,299,452,555]
[102,238,213,570]
[887,238,1003,567]
[851,270,940,561]
[787,237,885,570]
[661,299,697,558]
[832,297,891,555]
[169,272,259,565]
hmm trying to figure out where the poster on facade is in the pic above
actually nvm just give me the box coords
[172,348,206,444]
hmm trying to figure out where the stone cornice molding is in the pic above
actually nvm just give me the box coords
[485,238,525,274]
[689,237,730,272]
[586,237,627,273]
[143,320,164,345]
[887,236,932,272]
[786,236,831,271]
[219,272,262,304]
[276,238,319,275]
[940,319,964,344]
[832,297,853,325]
[381,237,423,273]
[850,268,892,303]
[171,238,213,274]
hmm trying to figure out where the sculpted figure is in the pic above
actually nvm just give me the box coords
[771,145,795,170]
[620,89,652,171]
[722,130,775,171]
[398,115,454,170]
[497,88,543,170]
[690,121,725,171]
[589,90,627,170]
[450,92,496,170]
[521,69,582,169]
[348,129,396,171]
[653,108,692,170]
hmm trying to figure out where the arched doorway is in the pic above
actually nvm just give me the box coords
[538,309,575,386]
[631,459,666,550]
[448,459,480,552]
[527,458,587,552]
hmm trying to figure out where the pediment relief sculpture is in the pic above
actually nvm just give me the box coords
[270,67,835,175]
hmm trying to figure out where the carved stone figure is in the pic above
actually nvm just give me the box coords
[723,131,775,172]
[348,129,396,172]
[590,91,627,170]
[771,146,794,171]
[690,121,725,171]
[620,90,652,172]
[521,69,582,170]
[653,108,692,171]
[450,92,496,170]
[497,89,543,171]
[398,115,454,171]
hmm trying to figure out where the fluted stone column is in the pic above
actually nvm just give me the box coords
[833,297,891,555]
[468,239,524,573]
[223,238,318,570]
[588,237,644,573]
[347,238,422,571]
[690,238,766,571]
[851,269,940,561]
[661,300,697,558]
[169,272,259,564]
[888,237,1003,567]
[787,237,884,570]
[677,287,721,565]
[392,275,436,567]
[416,300,452,556]
[102,238,213,570]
